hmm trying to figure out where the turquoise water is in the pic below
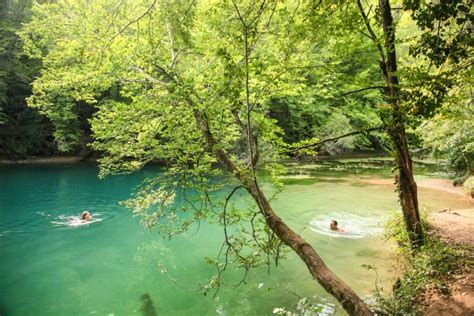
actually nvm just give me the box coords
[1,161,469,315]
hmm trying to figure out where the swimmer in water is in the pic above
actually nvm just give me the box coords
[330,220,346,232]
[81,210,92,222]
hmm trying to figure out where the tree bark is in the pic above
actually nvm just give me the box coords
[378,0,424,248]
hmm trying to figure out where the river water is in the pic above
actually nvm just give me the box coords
[0,159,470,315]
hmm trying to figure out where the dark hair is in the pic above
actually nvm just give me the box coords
[331,220,338,225]
[81,211,88,220]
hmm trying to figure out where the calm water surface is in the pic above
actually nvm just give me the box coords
[1,160,470,315]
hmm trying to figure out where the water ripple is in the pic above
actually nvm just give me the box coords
[309,211,384,239]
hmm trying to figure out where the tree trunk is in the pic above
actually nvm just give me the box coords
[192,109,374,316]
[379,0,424,248]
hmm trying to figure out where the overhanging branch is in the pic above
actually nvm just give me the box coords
[288,126,383,153]
[340,86,386,97]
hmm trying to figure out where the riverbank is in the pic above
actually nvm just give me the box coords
[361,176,473,315]
[421,208,474,315]
[0,152,393,165]
[359,177,471,199]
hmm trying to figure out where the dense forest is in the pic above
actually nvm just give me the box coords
[0,0,473,315]
[1,0,472,179]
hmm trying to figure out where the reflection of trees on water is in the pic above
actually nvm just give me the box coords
[134,240,176,270]
[133,240,200,292]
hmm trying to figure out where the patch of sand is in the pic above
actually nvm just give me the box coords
[430,209,474,246]
[359,176,474,315]
[422,208,474,316]
[358,177,470,199]
[417,179,467,197]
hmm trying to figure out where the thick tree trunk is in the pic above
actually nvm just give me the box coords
[390,125,424,247]
[379,0,424,248]
[192,109,373,316]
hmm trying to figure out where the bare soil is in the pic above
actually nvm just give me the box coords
[358,178,469,198]
[416,180,474,316]
[359,177,474,315]
[421,207,474,316]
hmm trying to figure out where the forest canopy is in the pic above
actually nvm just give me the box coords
[1,0,471,178]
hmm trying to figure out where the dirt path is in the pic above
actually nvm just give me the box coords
[359,177,474,315]
[421,207,474,316]
[420,180,474,316]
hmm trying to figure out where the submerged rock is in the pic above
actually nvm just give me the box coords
[140,293,157,316]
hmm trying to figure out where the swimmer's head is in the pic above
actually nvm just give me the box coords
[81,211,91,220]
[330,220,338,231]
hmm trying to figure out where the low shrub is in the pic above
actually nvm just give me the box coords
[463,176,474,197]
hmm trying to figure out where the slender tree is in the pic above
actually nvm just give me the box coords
[357,0,424,248]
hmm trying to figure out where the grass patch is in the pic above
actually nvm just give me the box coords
[371,213,470,315]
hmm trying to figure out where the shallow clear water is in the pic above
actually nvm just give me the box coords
[0,160,470,315]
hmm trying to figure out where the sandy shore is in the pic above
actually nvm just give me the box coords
[358,177,469,198]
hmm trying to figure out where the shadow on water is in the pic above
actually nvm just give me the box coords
[140,293,157,316]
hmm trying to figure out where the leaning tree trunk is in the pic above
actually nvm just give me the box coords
[379,0,424,248]
[192,109,373,316]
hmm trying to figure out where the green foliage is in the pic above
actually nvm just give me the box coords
[416,94,474,178]
[269,4,385,154]
[375,213,469,314]
[403,0,473,66]
[399,1,473,177]
[16,0,473,305]
[0,0,53,157]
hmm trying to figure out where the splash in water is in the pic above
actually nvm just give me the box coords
[309,212,384,239]
[51,213,102,227]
